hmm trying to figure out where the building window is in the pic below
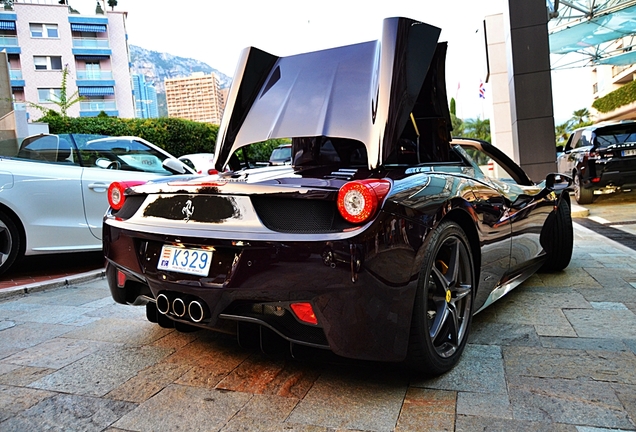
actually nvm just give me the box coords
[38,88,62,103]
[30,23,58,39]
[34,56,63,71]
[85,61,101,79]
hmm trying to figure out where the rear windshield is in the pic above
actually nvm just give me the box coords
[595,125,636,147]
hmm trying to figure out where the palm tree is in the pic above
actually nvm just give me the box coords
[27,65,83,118]
[570,108,592,128]
[555,121,570,148]
[463,117,491,143]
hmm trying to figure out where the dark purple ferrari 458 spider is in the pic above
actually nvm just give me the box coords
[103,17,573,375]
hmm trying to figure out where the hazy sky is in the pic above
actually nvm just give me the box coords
[72,0,591,124]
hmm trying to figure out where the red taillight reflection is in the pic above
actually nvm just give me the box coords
[117,270,126,288]
[591,177,601,183]
[337,179,391,224]
[108,181,146,211]
[290,302,318,325]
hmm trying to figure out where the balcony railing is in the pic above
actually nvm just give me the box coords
[612,64,630,77]
[80,101,117,112]
[9,69,22,80]
[0,36,18,47]
[76,70,113,80]
[72,38,109,49]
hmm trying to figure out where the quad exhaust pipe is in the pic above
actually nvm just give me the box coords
[156,293,207,323]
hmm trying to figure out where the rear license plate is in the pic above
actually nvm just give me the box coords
[157,245,213,276]
[622,149,636,157]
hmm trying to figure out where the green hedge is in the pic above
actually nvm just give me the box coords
[592,80,636,114]
[40,115,218,157]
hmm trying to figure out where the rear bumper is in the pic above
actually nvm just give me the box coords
[583,161,636,190]
[103,216,423,362]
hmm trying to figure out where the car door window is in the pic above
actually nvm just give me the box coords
[565,130,582,151]
[578,130,593,148]
[460,146,515,184]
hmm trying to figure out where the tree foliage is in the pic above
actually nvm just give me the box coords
[39,114,219,157]
[243,138,291,162]
[38,114,284,164]
[554,108,593,147]
[462,117,491,143]
[451,113,464,137]
[592,80,636,113]
[24,65,83,118]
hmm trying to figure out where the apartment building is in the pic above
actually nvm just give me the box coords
[0,1,134,119]
[591,61,636,122]
[165,72,224,124]
[587,32,636,122]
[132,73,158,118]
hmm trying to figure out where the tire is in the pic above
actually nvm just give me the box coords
[574,173,594,205]
[539,197,573,272]
[0,210,22,276]
[406,221,475,376]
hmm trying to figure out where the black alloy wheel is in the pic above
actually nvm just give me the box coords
[0,210,21,276]
[407,221,474,376]
[574,173,594,205]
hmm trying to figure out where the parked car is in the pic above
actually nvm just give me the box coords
[0,133,195,276]
[556,121,636,204]
[179,153,216,175]
[269,144,292,165]
[103,17,573,376]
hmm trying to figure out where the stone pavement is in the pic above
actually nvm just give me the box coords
[0,222,635,432]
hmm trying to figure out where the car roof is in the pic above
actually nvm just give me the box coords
[575,120,636,132]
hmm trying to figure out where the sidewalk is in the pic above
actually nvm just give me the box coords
[0,252,104,298]
[0,223,634,431]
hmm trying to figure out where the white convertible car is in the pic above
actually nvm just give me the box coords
[0,133,195,275]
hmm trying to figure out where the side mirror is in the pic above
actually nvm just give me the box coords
[545,173,572,191]
[162,158,188,174]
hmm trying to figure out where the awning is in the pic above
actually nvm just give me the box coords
[75,55,110,61]
[0,21,15,31]
[596,50,636,66]
[549,4,636,54]
[79,86,114,96]
[71,23,107,33]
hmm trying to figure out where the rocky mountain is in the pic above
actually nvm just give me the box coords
[129,45,232,116]
[129,45,232,92]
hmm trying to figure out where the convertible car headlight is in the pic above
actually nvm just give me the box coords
[337,179,391,224]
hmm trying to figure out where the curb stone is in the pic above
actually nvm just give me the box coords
[570,203,589,218]
[0,268,105,300]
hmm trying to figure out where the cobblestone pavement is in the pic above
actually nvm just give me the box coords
[0,222,635,432]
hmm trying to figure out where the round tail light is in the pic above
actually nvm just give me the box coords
[108,181,146,211]
[337,179,391,224]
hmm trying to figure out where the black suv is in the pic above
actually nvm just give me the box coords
[557,121,636,204]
